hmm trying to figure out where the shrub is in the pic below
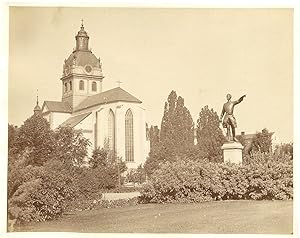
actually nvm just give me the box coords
[126,164,147,184]
[140,152,293,203]
[8,160,78,224]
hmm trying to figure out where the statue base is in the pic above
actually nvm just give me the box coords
[221,142,243,164]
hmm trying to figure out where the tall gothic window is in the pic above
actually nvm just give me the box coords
[108,109,115,152]
[79,80,84,90]
[125,109,134,162]
[64,82,68,92]
[69,81,72,91]
[92,82,97,92]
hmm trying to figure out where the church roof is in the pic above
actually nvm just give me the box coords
[65,50,99,68]
[59,112,91,128]
[42,101,72,113]
[34,104,41,111]
[74,87,142,112]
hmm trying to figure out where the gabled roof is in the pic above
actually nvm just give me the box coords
[59,112,91,128]
[74,87,142,112]
[42,101,72,113]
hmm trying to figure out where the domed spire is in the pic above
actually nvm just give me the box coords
[34,89,41,115]
[75,19,89,51]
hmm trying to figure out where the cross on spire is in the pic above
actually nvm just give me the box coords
[116,80,123,87]
[81,19,84,28]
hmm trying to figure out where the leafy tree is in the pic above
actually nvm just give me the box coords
[88,147,127,189]
[90,147,109,168]
[126,164,147,184]
[8,124,18,151]
[252,128,273,153]
[196,105,226,162]
[52,126,91,166]
[274,143,293,159]
[12,114,55,166]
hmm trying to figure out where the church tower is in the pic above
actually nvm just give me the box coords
[61,21,104,109]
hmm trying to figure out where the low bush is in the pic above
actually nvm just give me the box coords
[140,152,293,203]
[8,160,79,224]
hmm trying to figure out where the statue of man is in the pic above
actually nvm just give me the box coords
[219,94,246,142]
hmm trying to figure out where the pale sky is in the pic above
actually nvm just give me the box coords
[8,7,293,142]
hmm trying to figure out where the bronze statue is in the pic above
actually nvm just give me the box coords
[220,94,246,142]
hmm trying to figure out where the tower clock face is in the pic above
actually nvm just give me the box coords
[85,65,92,73]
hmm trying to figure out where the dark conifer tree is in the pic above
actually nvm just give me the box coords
[196,105,226,162]
[145,90,195,176]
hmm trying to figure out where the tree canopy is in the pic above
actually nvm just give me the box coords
[251,128,273,153]
[145,90,195,175]
[196,105,226,162]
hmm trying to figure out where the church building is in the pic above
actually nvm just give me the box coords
[36,22,150,169]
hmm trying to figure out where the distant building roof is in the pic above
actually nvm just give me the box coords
[74,87,142,112]
[42,101,72,113]
[59,112,91,128]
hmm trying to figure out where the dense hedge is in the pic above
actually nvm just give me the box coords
[140,152,293,203]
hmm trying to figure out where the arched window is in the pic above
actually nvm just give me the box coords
[69,81,72,91]
[92,82,97,92]
[79,80,84,90]
[125,109,134,162]
[64,82,68,92]
[108,109,115,152]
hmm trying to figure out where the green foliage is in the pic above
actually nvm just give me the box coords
[8,119,94,225]
[53,126,91,166]
[8,124,18,151]
[251,128,273,153]
[149,125,160,151]
[274,143,293,159]
[12,114,55,166]
[196,105,226,162]
[8,159,79,224]
[85,147,128,191]
[126,164,147,184]
[89,147,108,168]
[160,91,194,154]
[140,152,293,203]
[145,90,195,176]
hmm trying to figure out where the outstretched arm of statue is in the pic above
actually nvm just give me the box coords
[234,95,246,105]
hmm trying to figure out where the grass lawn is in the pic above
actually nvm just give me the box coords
[17,200,293,234]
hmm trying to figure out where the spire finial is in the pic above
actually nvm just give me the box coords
[81,19,84,29]
[34,89,41,114]
[36,89,39,105]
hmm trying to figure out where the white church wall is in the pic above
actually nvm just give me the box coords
[74,113,94,157]
[88,80,101,95]
[52,112,72,129]
[71,101,149,169]
[116,103,148,169]
[43,113,52,128]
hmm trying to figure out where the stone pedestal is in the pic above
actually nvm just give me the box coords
[221,142,243,164]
